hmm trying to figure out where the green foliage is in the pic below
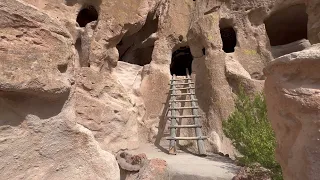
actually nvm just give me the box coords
[222,88,282,180]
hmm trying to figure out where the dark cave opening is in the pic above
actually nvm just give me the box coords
[116,12,159,66]
[264,4,308,46]
[220,27,237,53]
[57,64,68,73]
[170,47,193,76]
[219,19,237,53]
[76,5,99,27]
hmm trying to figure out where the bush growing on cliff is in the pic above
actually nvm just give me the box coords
[223,88,282,179]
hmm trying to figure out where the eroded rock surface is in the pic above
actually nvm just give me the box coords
[74,68,140,152]
[264,44,320,180]
[116,151,147,172]
[0,115,120,180]
[0,0,121,179]
[117,151,169,180]
[1,0,320,178]
[0,0,73,96]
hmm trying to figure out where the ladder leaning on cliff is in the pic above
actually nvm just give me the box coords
[166,68,207,155]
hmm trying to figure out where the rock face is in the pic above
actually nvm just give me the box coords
[0,0,120,179]
[0,0,73,96]
[0,115,120,180]
[307,0,320,44]
[74,68,140,152]
[1,0,320,178]
[271,39,311,58]
[264,44,320,180]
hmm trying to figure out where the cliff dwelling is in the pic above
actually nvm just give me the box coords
[219,19,237,53]
[117,12,159,66]
[265,4,310,57]
[76,5,99,27]
[170,47,193,76]
[2,0,320,179]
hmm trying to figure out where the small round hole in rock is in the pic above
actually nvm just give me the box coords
[76,5,99,27]
[58,64,68,73]
[178,35,183,41]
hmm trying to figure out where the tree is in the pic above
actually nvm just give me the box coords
[223,89,282,179]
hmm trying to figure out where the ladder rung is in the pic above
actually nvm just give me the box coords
[169,87,195,90]
[171,93,195,96]
[169,99,198,102]
[169,107,198,110]
[168,125,202,128]
[170,78,192,81]
[167,115,202,118]
[166,136,208,140]
[169,82,194,85]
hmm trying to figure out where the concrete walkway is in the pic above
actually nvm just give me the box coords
[130,144,240,180]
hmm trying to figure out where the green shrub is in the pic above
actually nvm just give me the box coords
[222,88,282,180]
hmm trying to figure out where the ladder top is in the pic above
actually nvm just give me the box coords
[166,136,208,140]
[170,78,192,81]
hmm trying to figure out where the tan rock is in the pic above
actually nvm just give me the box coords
[264,44,320,180]
[74,68,140,152]
[187,13,237,154]
[225,55,264,95]
[271,39,311,58]
[2,1,320,180]
[0,115,120,180]
[118,151,169,180]
[0,0,73,96]
[136,158,169,180]
[116,151,147,172]
[307,0,320,44]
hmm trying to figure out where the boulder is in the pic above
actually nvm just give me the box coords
[0,115,120,180]
[116,151,169,180]
[264,44,320,180]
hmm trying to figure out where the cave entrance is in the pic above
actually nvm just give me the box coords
[219,19,237,53]
[264,4,308,46]
[76,5,99,27]
[117,12,159,66]
[170,47,193,76]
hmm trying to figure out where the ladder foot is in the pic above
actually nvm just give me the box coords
[168,147,177,155]
[198,154,207,157]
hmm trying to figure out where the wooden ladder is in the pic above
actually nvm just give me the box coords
[166,69,207,155]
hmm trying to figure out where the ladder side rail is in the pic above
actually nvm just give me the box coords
[169,75,177,155]
[186,69,206,155]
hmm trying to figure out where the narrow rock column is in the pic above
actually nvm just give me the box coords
[264,45,320,180]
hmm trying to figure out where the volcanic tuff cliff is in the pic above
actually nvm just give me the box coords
[0,0,319,179]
